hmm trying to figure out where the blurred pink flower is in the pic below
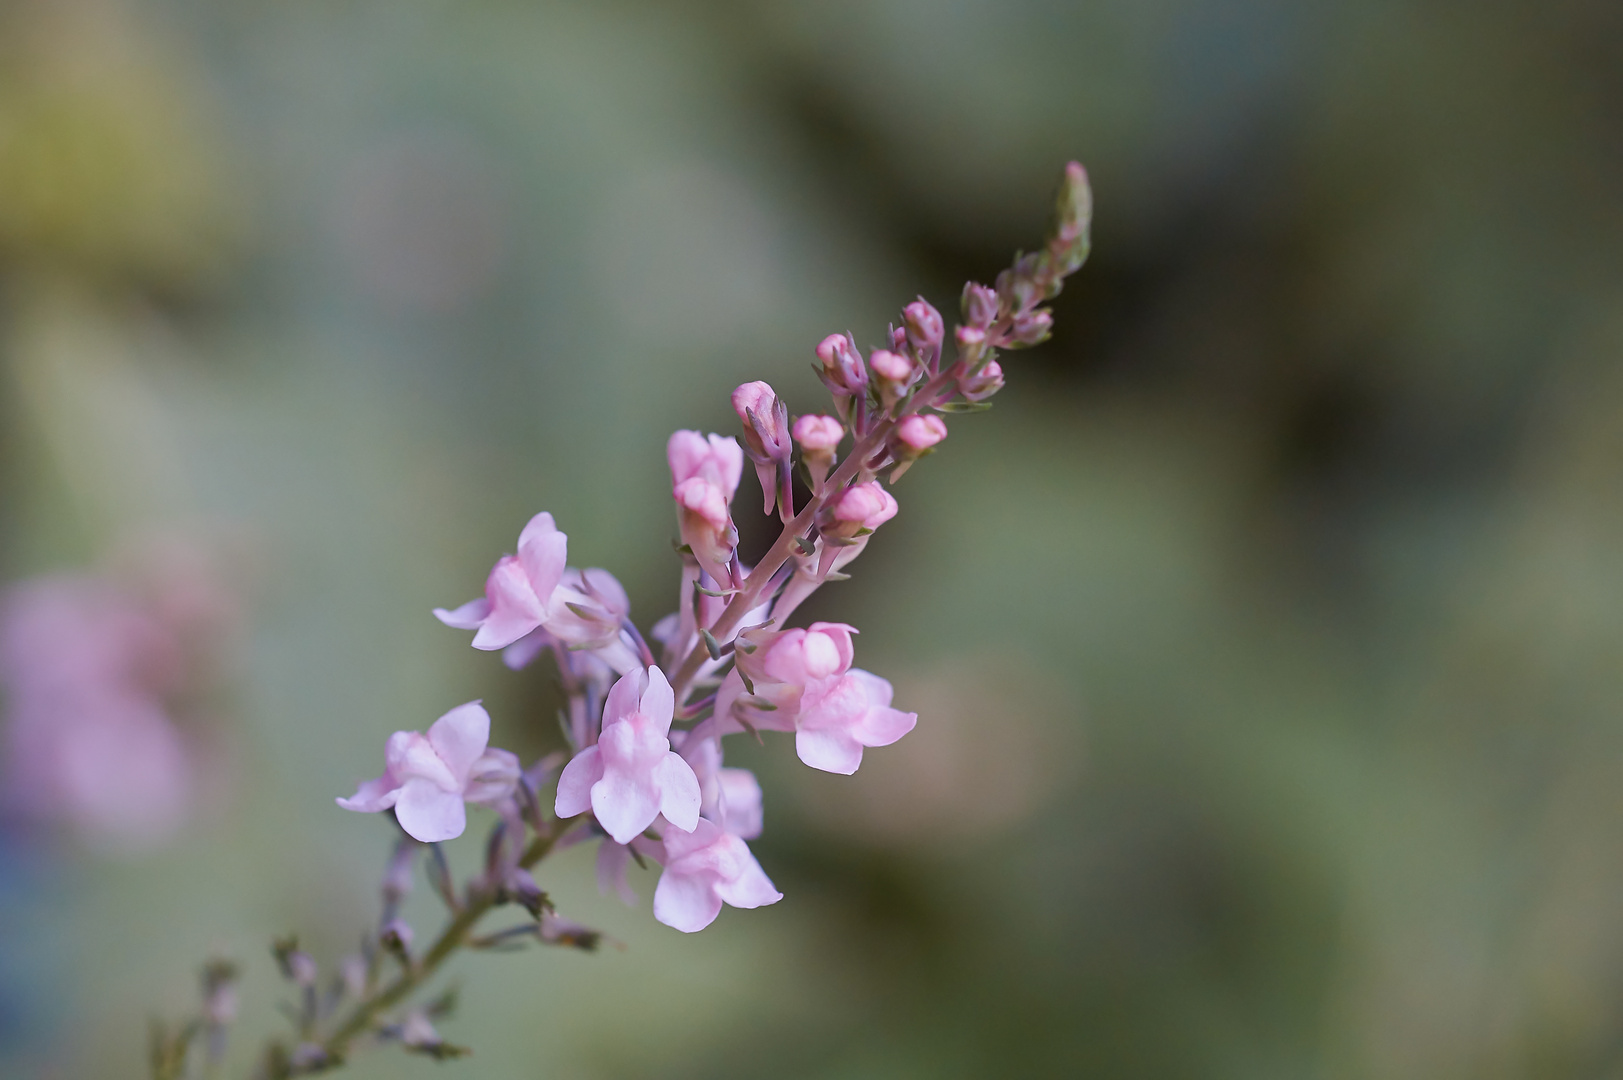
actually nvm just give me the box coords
[555,666,700,844]
[337,702,520,842]
[652,818,780,933]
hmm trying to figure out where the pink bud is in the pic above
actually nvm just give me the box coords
[731,381,790,515]
[792,414,843,451]
[815,332,867,395]
[895,415,947,451]
[961,282,999,329]
[960,358,1005,402]
[869,349,913,383]
[1010,308,1053,346]
[955,325,987,349]
[903,298,944,355]
[833,482,898,530]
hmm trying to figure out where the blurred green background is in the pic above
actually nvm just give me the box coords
[3,0,1623,1076]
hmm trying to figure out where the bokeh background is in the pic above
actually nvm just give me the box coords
[2,0,1622,1076]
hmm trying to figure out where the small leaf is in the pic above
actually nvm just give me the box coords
[934,400,993,413]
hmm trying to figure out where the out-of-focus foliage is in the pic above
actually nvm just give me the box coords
[1,0,1621,1077]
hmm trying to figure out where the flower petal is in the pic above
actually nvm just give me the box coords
[653,752,701,833]
[554,746,602,818]
[336,774,400,813]
[653,869,723,933]
[393,777,467,842]
[433,597,490,630]
[516,513,568,608]
[640,666,676,734]
[426,701,490,785]
[596,840,639,906]
[795,727,864,775]
[602,666,647,728]
[853,705,917,749]
[591,767,662,846]
[502,628,551,671]
[471,558,544,650]
[714,854,782,910]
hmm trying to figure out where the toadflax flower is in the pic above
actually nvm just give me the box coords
[793,669,917,775]
[434,512,570,650]
[652,818,781,933]
[337,702,520,842]
[555,665,701,845]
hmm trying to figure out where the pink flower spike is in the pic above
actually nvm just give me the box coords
[793,669,917,775]
[792,415,843,451]
[554,666,701,845]
[337,702,520,843]
[833,482,899,530]
[896,415,948,451]
[652,818,781,932]
[433,512,570,651]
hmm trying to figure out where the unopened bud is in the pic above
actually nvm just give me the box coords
[960,358,1005,402]
[1008,308,1053,347]
[869,349,913,383]
[832,482,899,531]
[961,282,999,329]
[793,414,843,490]
[814,332,867,396]
[895,415,947,452]
[903,298,944,359]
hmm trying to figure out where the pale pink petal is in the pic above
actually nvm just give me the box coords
[463,748,521,803]
[591,769,662,845]
[602,667,647,727]
[596,840,639,906]
[426,701,491,785]
[580,568,629,615]
[516,513,568,605]
[717,768,763,839]
[640,666,676,735]
[653,870,724,933]
[809,622,858,674]
[667,430,711,487]
[393,777,467,842]
[709,434,744,499]
[845,668,896,707]
[433,597,490,630]
[385,731,458,790]
[653,753,701,833]
[795,727,864,775]
[502,628,551,670]
[471,558,544,650]
[554,746,603,818]
[852,705,917,749]
[336,774,400,813]
[713,856,782,910]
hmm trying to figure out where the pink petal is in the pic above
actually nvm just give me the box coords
[709,435,744,498]
[640,666,676,735]
[591,768,662,846]
[653,753,701,833]
[433,597,490,630]
[845,668,895,707]
[554,746,603,818]
[464,748,521,803]
[653,870,723,933]
[502,628,551,670]
[717,768,763,839]
[336,773,401,814]
[393,777,467,842]
[580,568,629,615]
[853,705,917,749]
[471,558,544,650]
[426,701,491,785]
[667,430,711,487]
[596,840,639,906]
[385,731,458,790]
[602,667,647,728]
[713,856,782,910]
[795,727,864,775]
[516,513,568,605]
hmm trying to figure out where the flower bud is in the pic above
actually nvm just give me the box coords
[833,482,898,531]
[961,282,999,329]
[895,415,947,451]
[814,332,867,396]
[959,358,1005,402]
[869,349,913,383]
[732,381,791,515]
[903,297,944,366]
[793,414,843,490]
[1008,308,1053,347]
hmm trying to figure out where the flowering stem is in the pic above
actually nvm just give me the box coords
[311,815,584,1067]
[665,363,963,704]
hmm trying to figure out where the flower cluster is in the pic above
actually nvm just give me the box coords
[153,162,1090,1078]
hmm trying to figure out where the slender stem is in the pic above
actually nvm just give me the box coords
[316,817,583,1063]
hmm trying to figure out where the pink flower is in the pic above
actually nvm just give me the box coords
[959,358,1004,402]
[833,482,899,531]
[960,282,999,329]
[434,512,570,651]
[555,666,701,845]
[794,669,917,775]
[652,818,781,932]
[737,621,855,688]
[895,414,947,451]
[596,834,663,906]
[869,349,913,383]
[337,702,521,842]
[674,730,765,840]
[668,431,744,586]
[955,325,987,349]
